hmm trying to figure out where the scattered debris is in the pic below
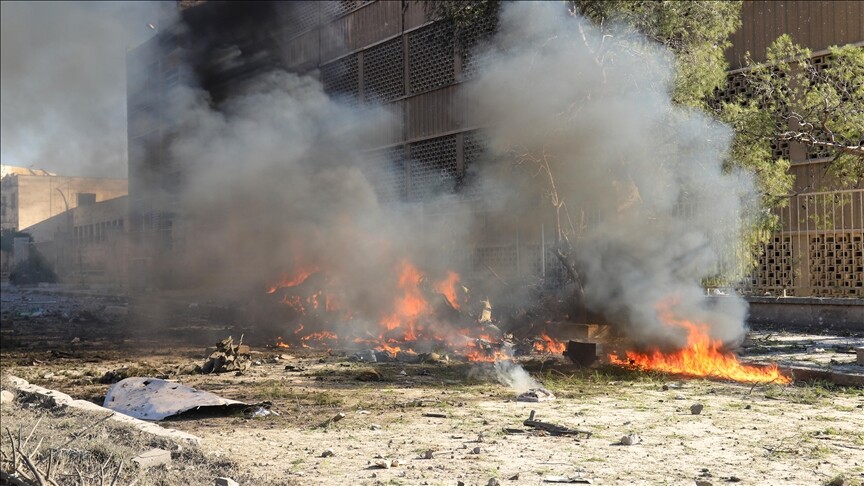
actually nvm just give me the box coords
[517,387,556,402]
[319,412,346,428]
[423,412,448,418]
[353,349,377,362]
[523,411,592,438]
[356,369,382,381]
[201,336,251,374]
[247,405,278,418]
[543,476,593,484]
[284,364,305,372]
[564,341,597,367]
[103,377,252,421]
[619,433,641,446]
[215,478,240,486]
[372,459,399,469]
[131,448,171,469]
[690,403,704,415]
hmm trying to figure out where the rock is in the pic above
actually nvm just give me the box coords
[131,448,172,469]
[215,478,240,486]
[661,384,669,391]
[488,479,500,486]
[695,481,713,486]
[619,433,641,446]
[675,394,685,400]
[690,403,704,415]
[356,369,382,382]
[457,482,465,486]
[509,473,521,480]
[471,447,482,454]
[423,450,434,459]
[828,476,845,486]
[321,449,335,458]
[354,349,377,362]
[370,424,381,431]
[0,390,14,405]
[374,459,392,469]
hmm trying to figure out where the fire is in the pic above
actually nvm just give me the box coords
[434,271,462,309]
[275,337,290,348]
[379,261,429,340]
[610,305,790,384]
[267,267,318,294]
[533,333,566,354]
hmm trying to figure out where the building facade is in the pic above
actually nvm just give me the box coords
[1,171,128,232]
[127,0,862,296]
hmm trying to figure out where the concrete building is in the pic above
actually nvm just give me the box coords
[23,196,128,285]
[1,170,127,232]
[126,1,862,296]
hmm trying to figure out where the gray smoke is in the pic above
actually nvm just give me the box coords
[0,1,162,177]
[462,2,756,348]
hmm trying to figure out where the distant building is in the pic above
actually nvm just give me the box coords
[22,196,128,285]
[0,171,127,231]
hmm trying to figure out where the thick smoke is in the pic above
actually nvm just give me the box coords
[166,68,473,333]
[0,1,162,177]
[154,1,754,350]
[463,2,757,348]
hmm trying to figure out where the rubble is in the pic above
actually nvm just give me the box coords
[131,448,172,469]
[516,387,556,402]
[215,478,240,486]
[201,336,251,374]
[523,410,592,438]
[0,390,13,405]
[690,403,704,415]
[543,477,593,484]
[619,433,641,445]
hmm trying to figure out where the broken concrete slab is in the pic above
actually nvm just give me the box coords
[132,448,171,469]
[103,377,250,421]
[7,376,201,444]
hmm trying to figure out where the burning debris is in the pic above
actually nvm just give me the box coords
[201,336,251,374]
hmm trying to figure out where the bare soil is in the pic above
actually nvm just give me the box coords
[2,288,863,486]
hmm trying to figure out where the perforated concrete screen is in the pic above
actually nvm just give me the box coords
[408,23,455,95]
[321,54,360,106]
[366,145,407,204]
[460,15,497,80]
[408,135,458,201]
[809,232,864,297]
[363,38,404,104]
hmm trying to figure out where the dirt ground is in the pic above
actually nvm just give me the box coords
[2,287,863,486]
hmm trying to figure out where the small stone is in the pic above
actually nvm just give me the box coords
[370,424,381,431]
[744,404,751,410]
[690,403,704,415]
[471,447,482,454]
[695,481,712,486]
[131,448,171,469]
[675,394,685,400]
[488,479,500,486]
[619,434,641,446]
[423,450,434,459]
[321,449,335,458]
[828,477,845,486]
[661,384,669,391]
[457,482,465,486]
[399,370,407,376]
[509,473,520,480]
[215,478,240,486]
[0,390,14,405]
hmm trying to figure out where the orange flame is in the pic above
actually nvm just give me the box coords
[610,304,790,384]
[380,261,429,340]
[533,333,566,354]
[275,337,290,348]
[267,267,318,294]
[434,271,462,309]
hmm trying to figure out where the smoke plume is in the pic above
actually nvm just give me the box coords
[462,2,756,348]
[153,1,754,349]
[0,1,162,177]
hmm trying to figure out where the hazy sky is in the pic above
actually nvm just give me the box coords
[1,1,165,178]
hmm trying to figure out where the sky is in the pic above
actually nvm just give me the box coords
[0,1,166,178]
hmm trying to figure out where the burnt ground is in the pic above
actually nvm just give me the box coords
[2,286,864,486]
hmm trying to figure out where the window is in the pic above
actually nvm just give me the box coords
[77,193,96,206]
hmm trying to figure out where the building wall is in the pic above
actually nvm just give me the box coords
[1,174,127,231]
[26,196,128,285]
[127,1,862,293]
[726,0,864,69]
